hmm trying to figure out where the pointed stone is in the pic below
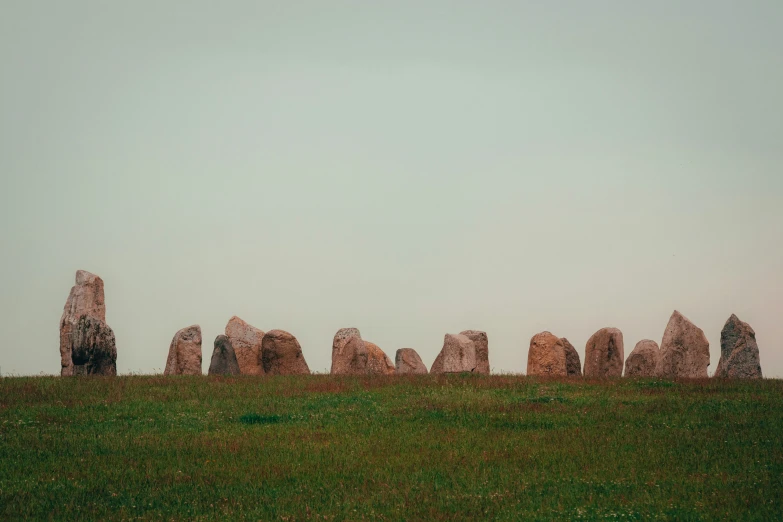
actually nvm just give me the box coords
[527,332,567,376]
[561,338,582,377]
[164,325,202,375]
[584,328,624,378]
[430,334,476,374]
[624,340,660,377]
[365,342,395,375]
[261,330,310,375]
[330,328,367,375]
[715,315,762,379]
[208,335,240,376]
[225,316,264,375]
[656,311,710,378]
[395,348,428,374]
[460,330,489,374]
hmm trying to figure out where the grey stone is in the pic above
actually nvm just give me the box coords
[715,314,762,379]
[208,335,240,376]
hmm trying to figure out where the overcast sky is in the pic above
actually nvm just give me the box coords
[1,1,781,377]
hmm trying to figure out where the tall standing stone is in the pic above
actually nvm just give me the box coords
[430,334,476,374]
[561,338,582,377]
[225,316,265,375]
[60,270,117,376]
[583,328,624,378]
[164,325,202,375]
[460,330,489,374]
[208,335,240,376]
[657,311,710,378]
[261,330,310,375]
[330,328,367,375]
[527,332,567,376]
[715,315,762,379]
[395,348,428,374]
[624,340,660,377]
[365,342,396,375]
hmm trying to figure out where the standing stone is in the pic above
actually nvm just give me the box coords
[164,325,202,375]
[395,348,428,374]
[624,340,660,377]
[365,342,396,375]
[330,328,368,375]
[715,315,762,379]
[208,335,240,376]
[460,330,489,374]
[583,328,624,378]
[657,311,710,378]
[225,316,265,376]
[527,332,567,376]
[60,270,116,376]
[561,338,582,377]
[430,334,476,374]
[261,330,310,375]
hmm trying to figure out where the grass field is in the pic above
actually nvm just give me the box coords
[1,375,781,520]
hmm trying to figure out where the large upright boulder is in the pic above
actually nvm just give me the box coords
[561,338,581,377]
[715,315,762,379]
[330,328,367,375]
[583,328,624,378]
[624,340,660,377]
[261,330,310,375]
[395,348,428,374]
[60,270,116,376]
[164,325,202,375]
[460,330,489,374]
[365,342,396,375]
[527,332,566,376]
[430,334,476,374]
[657,311,710,378]
[208,335,240,376]
[225,316,264,375]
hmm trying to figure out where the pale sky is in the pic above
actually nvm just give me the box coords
[1,1,781,377]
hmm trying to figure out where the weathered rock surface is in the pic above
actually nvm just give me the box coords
[624,340,660,377]
[583,328,624,378]
[460,330,489,374]
[261,330,310,375]
[715,314,762,379]
[365,342,396,375]
[330,328,367,375]
[527,332,567,376]
[561,338,582,377]
[164,325,202,375]
[395,348,428,374]
[60,270,116,376]
[208,335,240,376]
[657,311,710,378]
[225,316,264,376]
[430,334,477,374]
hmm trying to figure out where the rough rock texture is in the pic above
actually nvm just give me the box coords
[225,316,264,376]
[395,348,428,374]
[460,330,489,374]
[330,328,367,375]
[657,311,710,378]
[561,338,582,377]
[527,332,567,376]
[365,342,396,375]
[624,340,660,377]
[715,315,762,379]
[261,330,310,375]
[430,334,476,374]
[583,328,624,378]
[164,325,202,375]
[208,335,240,376]
[60,270,116,376]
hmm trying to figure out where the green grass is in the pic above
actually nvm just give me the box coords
[0,375,781,520]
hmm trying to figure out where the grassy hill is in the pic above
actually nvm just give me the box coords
[1,374,781,520]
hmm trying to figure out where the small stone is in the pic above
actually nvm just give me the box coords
[261,330,310,375]
[561,338,582,377]
[225,316,264,376]
[460,330,489,374]
[657,311,710,378]
[208,335,240,376]
[430,334,476,374]
[395,348,428,374]
[164,325,202,375]
[624,340,660,377]
[527,332,566,376]
[330,328,367,375]
[365,342,395,375]
[583,328,624,378]
[715,314,762,379]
